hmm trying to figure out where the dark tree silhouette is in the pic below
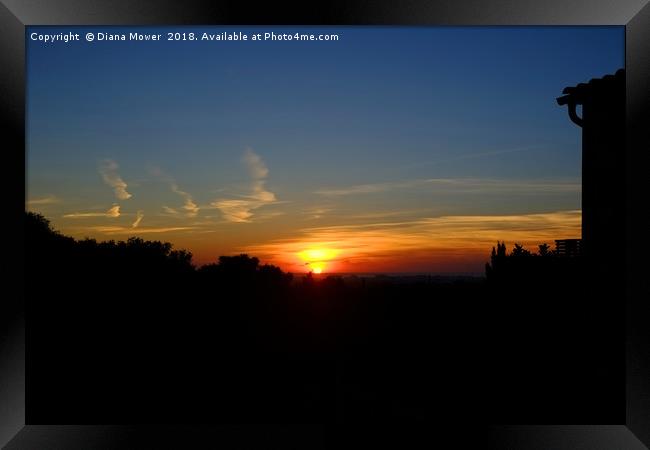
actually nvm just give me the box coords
[24,211,620,425]
[511,243,531,257]
[538,243,551,256]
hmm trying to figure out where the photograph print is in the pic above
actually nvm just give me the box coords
[25,25,625,424]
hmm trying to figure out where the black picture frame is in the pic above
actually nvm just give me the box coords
[2,1,649,448]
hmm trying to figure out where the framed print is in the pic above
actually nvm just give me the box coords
[2,0,649,448]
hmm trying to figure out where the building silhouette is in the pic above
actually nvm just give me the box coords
[555,239,582,257]
[557,69,625,277]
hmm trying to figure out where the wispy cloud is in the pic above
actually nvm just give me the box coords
[107,205,121,217]
[150,167,199,218]
[302,206,334,220]
[171,183,199,217]
[27,195,61,207]
[243,149,269,179]
[240,210,582,273]
[399,145,543,171]
[348,209,426,220]
[86,225,196,235]
[99,160,132,200]
[64,204,121,219]
[211,199,256,223]
[314,177,580,197]
[132,210,144,228]
[211,148,279,223]
[315,181,408,196]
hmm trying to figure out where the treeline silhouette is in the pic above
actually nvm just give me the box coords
[25,212,622,424]
[485,241,585,284]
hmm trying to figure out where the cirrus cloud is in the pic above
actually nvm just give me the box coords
[132,210,144,228]
[211,148,279,223]
[27,195,61,207]
[99,160,132,200]
[63,204,121,219]
[149,167,199,218]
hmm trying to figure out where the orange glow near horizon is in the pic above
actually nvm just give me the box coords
[238,210,582,274]
[49,209,582,275]
[297,247,339,274]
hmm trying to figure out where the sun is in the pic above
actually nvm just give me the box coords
[298,248,337,261]
[297,247,338,274]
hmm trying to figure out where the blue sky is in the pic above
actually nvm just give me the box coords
[26,26,624,273]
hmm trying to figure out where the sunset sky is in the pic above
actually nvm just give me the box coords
[27,26,623,274]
